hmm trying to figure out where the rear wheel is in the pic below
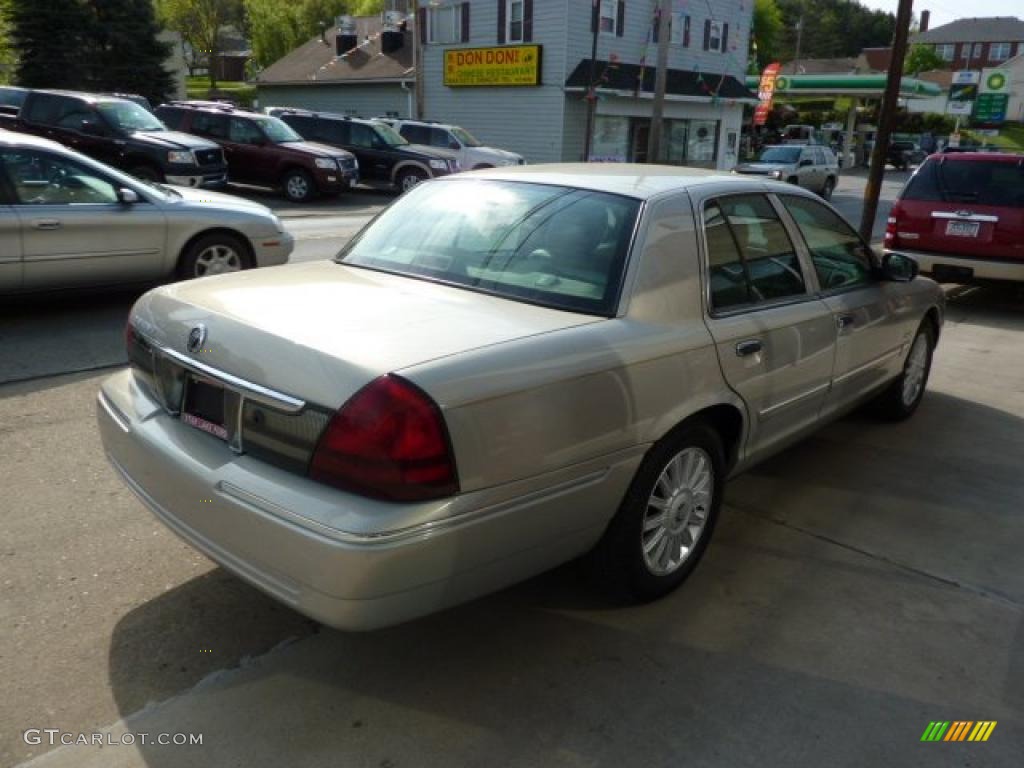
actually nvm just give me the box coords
[397,167,428,193]
[821,176,836,200]
[177,233,252,279]
[872,321,935,420]
[594,420,725,601]
[787,176,799,185]
[282,168,316,203]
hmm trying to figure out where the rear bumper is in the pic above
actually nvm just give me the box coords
[894,249,1024,283]
[97,370,634,630]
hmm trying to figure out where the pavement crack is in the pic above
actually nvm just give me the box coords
[727,501,1024,611]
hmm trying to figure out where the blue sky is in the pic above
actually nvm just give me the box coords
[855,1,1021,28]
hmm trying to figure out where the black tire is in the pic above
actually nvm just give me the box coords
[128,164,164,183]
[594,420,726,602]
[821,176,836,200]
[396,167,428,193]
[787,176,799,185]
[177,232,253,280]
[472,164,494,170]
[872,320,935,421]
[282,168,317,203]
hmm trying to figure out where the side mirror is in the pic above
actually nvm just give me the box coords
[881,251,919,282]
[117,187,140,204]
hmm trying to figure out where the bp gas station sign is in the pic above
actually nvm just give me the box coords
[973,69,1010,123]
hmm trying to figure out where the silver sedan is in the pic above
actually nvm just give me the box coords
[0,132,292,294]
[98,164,944,630]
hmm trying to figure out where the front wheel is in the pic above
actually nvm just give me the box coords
[397,168,428,193]
[282,169,316,203]
[177,233,252,279]
[821,176,836,200]
[594,420,725,601]
[873,321,935,420]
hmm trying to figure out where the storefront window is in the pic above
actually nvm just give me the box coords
[590,115,629,162]
[666,121,688,165]
[687,120,718,166]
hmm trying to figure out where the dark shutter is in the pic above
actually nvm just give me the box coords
[498,0,506,44]
[703,19,711,50]
[615,1,625,37]
[683,15,690,47]
[461,3,470,43]
[721,23,728,53]
[418,7,426,44]
[523,0,534,42]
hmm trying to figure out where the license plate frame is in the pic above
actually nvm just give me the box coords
[181,375,228,441]
[945,220,980,238]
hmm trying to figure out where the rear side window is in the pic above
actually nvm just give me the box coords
[904,158,1024,207]
[782,195,874,291]
[400,124,430,144]
[155,106,185,130]
[189,112,229,139]
[703,194,807,311]
[24,94,75,124]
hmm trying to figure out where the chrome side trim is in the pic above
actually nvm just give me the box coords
[157,345,306,413]
[930,211,999,223]
[758,382,831,418]
[832,346,902,385]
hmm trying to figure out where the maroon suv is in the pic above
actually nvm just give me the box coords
[155,102,359,202]
[885,152,1024,283]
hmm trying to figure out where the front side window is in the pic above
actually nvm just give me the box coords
[228,117,265,144]
[190,112,229,139]
[704,194,806,311]
[451,126,481,147]
[507,0,524,42]
[372,122,408,146]
[430,128,453,148]
[400,124,431,145]
[256,116,302,144]
[0,149,119,205]
[428,5,460,44]
[781,195,874,291]
[339,180,642,316]
[348,123,376,148]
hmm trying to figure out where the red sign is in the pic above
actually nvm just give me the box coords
[754,62,781,126]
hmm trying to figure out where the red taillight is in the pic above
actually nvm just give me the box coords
[884,201,902,248]
[309,375,458,502]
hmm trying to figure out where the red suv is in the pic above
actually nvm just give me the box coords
[885,152,1024,283]
[155,102,359,203]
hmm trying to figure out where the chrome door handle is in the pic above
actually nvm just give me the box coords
[31,219,62,230]
[837,313,855,329]
[735,339,763,357]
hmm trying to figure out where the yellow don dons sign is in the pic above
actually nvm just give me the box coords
[444,45,542,87]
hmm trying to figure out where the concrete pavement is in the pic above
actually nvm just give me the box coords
[2,284,1022,767]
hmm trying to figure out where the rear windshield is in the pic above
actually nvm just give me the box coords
[903,157,1024,207]
[338,180,642,316]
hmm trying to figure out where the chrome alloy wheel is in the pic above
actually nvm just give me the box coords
[286,174,310,200]
[193,244,242,277]
[901,334,929,407]
[641,447,713,576]
[401,173,422,192]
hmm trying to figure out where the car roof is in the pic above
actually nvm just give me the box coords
[0,130,68,152]
[457,163,757,200]
[276,109,380,125]
[930,151,1022,163]
[31,89,125,105]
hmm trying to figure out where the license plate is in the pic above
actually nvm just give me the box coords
[945,220,980,238]
[181,376,227,440]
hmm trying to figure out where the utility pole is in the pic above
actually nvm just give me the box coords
[647,0,672,163]
[859,0,914,241]
[582,0,600,160]
[792,16,803,74]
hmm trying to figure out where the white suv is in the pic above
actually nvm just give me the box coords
[385,119,525,169]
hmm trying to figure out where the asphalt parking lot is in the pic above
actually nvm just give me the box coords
[2,170,1021,767]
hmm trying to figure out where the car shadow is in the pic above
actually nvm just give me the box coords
[101,391,1024,767]
[943,283,1024,330]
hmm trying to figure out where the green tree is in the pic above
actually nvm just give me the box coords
[774,0,894,61]
[9,0,94,89]
[0,0,16,85]
[157,0,244,87]
[904,43,944,75]
[751,0,783,72]
[84,0,174,103]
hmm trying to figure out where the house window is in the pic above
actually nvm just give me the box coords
[670,13,691,46]
[935,44,955,61]
[990,42,1011,61]
[507,0,524,42]
[428,5,460,44]
[599,0,617,35]
[972,43,984,59]
[703,20,728,53]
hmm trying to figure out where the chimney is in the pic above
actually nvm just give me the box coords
[920,10,930,32]
[335,15,358,56]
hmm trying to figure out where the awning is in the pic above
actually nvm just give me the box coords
[566,59,758,103]
[742,73,943,98]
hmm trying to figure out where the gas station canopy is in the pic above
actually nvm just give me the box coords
[743,74,942,99]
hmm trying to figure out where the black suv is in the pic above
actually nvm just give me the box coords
[270,109,459,192]
[11,90,227,188]
[156,102,359,202]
